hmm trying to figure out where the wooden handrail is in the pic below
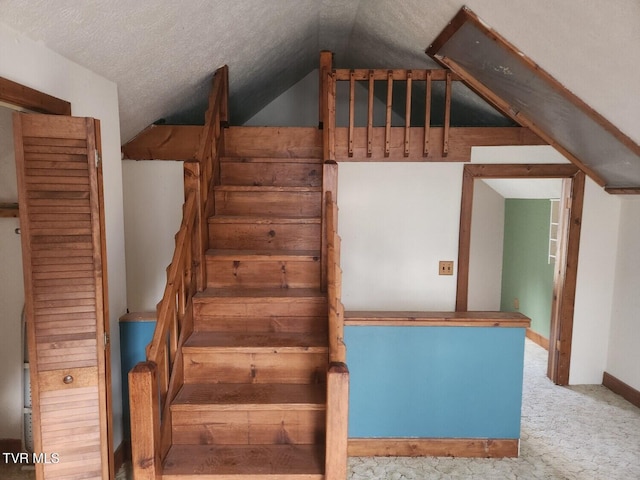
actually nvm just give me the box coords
[130,65,228,479]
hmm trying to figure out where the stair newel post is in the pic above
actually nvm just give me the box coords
[129,362,161,480]
[325,363,349,480]
[184,162,206,292]
[319,50,333,130]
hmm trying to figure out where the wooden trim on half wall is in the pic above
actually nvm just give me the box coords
[348,438,519,458]
[456,164,584,386]
[603,372,640,410]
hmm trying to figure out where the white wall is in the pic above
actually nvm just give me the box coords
[123,161,184,312]
[606,198,640,391]
[569,180,620,384]
[0,107,24,440]
[0,22,127,447]
[339,162,463,310]
[468,179,504,310]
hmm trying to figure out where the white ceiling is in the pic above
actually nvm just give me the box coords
[481,178,562,200]
[1,0,638,145]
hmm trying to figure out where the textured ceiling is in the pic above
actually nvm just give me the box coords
[1,0,638,145]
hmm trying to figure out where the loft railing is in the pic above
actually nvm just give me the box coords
[128,65,228,480]
[321,52,462,161]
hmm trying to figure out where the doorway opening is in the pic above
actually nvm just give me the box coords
[456,164,585,385]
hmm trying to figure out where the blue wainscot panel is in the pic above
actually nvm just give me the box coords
[120,317,156,439]
[345,326,526,439]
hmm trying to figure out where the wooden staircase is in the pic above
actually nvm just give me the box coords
[160,134,329,478]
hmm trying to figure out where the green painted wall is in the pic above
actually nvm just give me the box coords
[500,199,555,338]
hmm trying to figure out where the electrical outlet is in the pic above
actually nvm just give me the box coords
[513,298,520,310]
[439,261,454,276]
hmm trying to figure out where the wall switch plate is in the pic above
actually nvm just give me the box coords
[439,261,454,275]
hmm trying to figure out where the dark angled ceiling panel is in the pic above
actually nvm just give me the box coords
[427,7,640,191]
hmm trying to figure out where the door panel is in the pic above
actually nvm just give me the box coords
[14,113,111,480]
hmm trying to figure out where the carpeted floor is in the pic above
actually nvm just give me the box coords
[2,340,639,479]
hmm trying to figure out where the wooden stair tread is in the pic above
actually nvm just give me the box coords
[195,287,326,299]
[163,444,324,478]
[172,383,326,409]
[208,216,321,225]
[221,156,323,164]
[207,249,320,261]
[183,331,327,352]
[214,186,321,193]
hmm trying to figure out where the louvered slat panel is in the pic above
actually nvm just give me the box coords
[14,113,110,480]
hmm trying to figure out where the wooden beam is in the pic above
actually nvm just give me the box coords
[0,76,71,115]
[0,202,19,218]
[334,126,545,161]
[122,125,201,161]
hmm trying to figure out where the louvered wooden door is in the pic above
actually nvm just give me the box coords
[13,113,112,480]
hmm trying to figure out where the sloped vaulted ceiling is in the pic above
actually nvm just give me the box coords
[1,0,639,154]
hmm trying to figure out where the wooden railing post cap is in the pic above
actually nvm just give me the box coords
[329,362,349,375]
[130,361,157,375]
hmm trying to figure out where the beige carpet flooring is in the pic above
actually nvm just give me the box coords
[2,340,639,479]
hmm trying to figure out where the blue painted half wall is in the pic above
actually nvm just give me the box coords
[345,326,526,439]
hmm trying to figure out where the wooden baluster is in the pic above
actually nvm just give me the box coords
[348,70,355,157]
[404,70,412,157]
[443,72,452,157]
[424,70,432,157]
[367,70,374,157]
[328,72,337,161]
[385,70,393,157]
[129,362,161,480]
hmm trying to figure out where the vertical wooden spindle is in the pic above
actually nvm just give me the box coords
[367,70,374,157]
[328,72,337,161]
[443,72,452,157]
[404,70,412,157]
[385,70,393,157]
[424,70,432,157]
[348,70,355,157]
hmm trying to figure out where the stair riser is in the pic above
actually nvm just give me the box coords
[194,316,328,334]
[184,352,327,384]
[206,258,321,289]
[224,127,322,158]
[209,222,321,251]
[221,162,322,187]
[172,410,325,445]
[214,191,321,217]
[194,299,328,318]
